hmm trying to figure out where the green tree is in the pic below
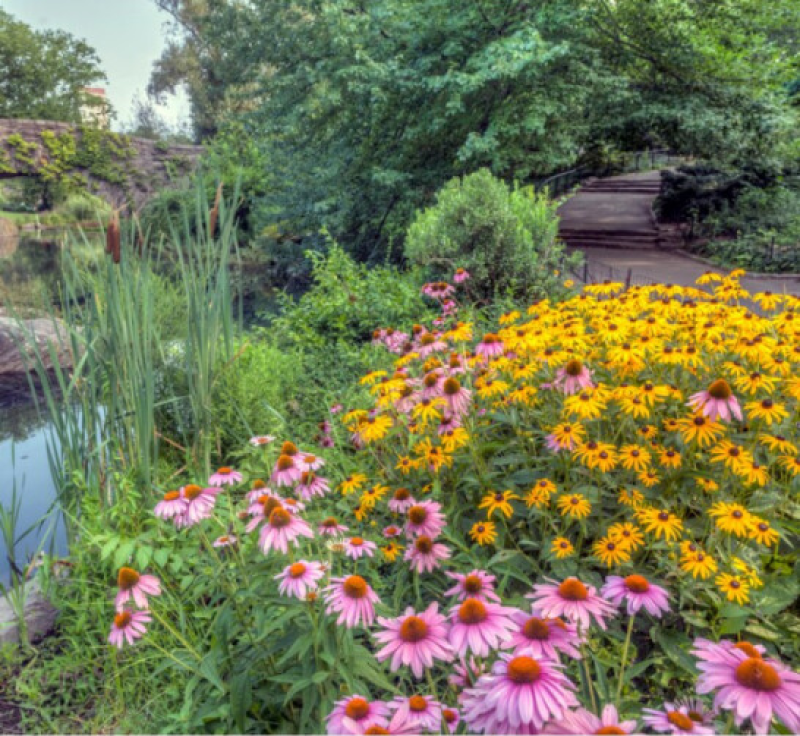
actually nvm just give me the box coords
[0,9,106,121]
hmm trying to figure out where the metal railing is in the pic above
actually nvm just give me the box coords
[569,257,662,288]
[534,149,683,198]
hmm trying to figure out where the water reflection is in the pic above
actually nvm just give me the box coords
[0,234,63,309]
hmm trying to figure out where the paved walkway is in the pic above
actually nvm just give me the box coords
[568,246,800,295]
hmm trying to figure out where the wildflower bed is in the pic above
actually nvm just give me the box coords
[111,271,799,734]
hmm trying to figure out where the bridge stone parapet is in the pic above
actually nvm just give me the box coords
[0,119,204,208]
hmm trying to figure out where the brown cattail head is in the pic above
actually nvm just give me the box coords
[209,183,223,238]
[107,211,121,264]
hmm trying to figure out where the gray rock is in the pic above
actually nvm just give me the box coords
[0,311,72,378]
[0,577,59,645]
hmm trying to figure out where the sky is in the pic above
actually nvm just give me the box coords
[2,0,191,132]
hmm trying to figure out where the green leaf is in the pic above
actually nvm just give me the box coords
[653,629,697,676]
[199,654,226,693]
[230,672,251,733]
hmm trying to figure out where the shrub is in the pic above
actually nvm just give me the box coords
[59,192,111,222]
[404,169,575,302]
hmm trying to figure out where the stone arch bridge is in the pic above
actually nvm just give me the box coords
[0,119,204,209]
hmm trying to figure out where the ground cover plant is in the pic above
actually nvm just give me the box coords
[96,269,798,734]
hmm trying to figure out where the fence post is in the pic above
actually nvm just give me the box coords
[583,261,589,283]
[625,268,632,290]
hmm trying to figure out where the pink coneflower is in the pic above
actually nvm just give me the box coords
[374,603,453,679]
[693,637,766,660]
[416,333,447,358]
[327,694,390,735]
[442,707,460,734]
[642,703,715,734]
[249,434,275,446]
[208,466,243,486]
[475,333,504,359]
[298,453,325,472]
[324,575,380,628]
[388,488,416,514]
[108,608,151,648]
[405,501,446,539]
[448,598,517,657]
[420,370,445,400]
[528,577,616,631]
[692,639,800,734]
[342,709,420,735]
[441,298,457,315]
[503,611,582,660]
[673,698,715,727]
[405,535,450,573]
[437,414,462,435]
[318,516,349,536]
[444,569,500,603]
[330,403,344,415]
[296,471,330,501]
[449,656,486,688]
[115,567,161,611]
[442,377,471,416]
[178,483,221,526]
[271,454,302,487]
[275,560,325,599]
[245,493,285,531]
[212,534,237,548]
[545,433,578,453]
[602,574,671,618]
[319,435,335,449]
[688,379,742,422]
[346,536,377,559]
[461,652,579,733]
[554,359,594,395]
[454,267,470,283]
[549,704,638,734]
[258,507,313,554]
[281,497,306,514]
[390,695,442,733]
[154,490,187,519]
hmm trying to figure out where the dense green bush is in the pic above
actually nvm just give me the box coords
[404,169,575,302]
[59,192,111,222]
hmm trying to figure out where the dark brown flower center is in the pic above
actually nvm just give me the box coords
[345,697,370,720]
[114,611,132,628]
[408,505,428,525]
[281,441,298,456]
[735,657,783,693]
[707,379,732,400]
[276,455,295,471]
[507,656,542,684]
[564,359,583,376]
[624,574,650,593]
[399,616,429,643]
[394,488,410,501]
[464,575,483,594]
[558,578,588,601]
[414,535,433,554]
[117,567,140,590]
[458,599,488,625]
[523,617,551,640]
[269,508,292,528]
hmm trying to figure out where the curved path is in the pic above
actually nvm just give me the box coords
[557,170,799,295]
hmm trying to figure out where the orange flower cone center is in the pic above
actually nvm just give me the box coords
[595,728,626,735]
[303,455,317,464]
[345,697,370,720]
[276,455,295,471]
[409,695,428,712]
[507,656,542,684]
[408,506,428,524]
[400,616,429,643]
[394,488,410,501]
[163,490,180,502]
[183,484,202,501]
[252,478,266,489]
[424,374,439,388]
[262,497,283,517]
[523,617,551,641]
[289,563,306,578]
[624,574,650,593]
[364,728,389,735]
[443,378,461,395]
[666,712,694,731]
[558,578,589,601]
[117,567,140,590]
[443,709,457,724]
[281,441,298,456]
[415,536,433,554]
[735,658,781,691]
[217,467,232,475]
[458,599,488,625]
[322,517,338,528]
[464,575,483,594]
[114,611,132,628]
[269,508,292,529]
[707,379,732,400]
[350,537,364,546]
[733,642,762,660]
[343,576,368,599]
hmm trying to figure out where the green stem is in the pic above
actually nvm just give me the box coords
[616,613,636,706]
[149,607,202,661]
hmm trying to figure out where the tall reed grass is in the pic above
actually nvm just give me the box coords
[15,182,241,525]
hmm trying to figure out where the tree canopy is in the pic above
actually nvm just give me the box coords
[151,0,800,257]
[0,9,106,122]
